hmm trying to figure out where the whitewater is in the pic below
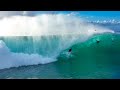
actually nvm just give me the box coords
[0,14,114,70]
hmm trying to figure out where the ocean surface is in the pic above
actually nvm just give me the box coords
[0,14,120,79]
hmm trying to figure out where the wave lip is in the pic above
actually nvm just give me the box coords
[0,14,114,36]
[0,14,115,70]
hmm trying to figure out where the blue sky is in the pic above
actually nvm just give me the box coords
[77,11,120,21]
[36,11,120,17]
[1,11,120,21]
[1,11,120,17]
[77,11,120,17]
[35,11,120,21]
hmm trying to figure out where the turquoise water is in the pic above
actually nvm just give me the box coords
[0,12,120,79]
[0,33,120,79]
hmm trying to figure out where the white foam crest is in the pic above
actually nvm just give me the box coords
[0,14,114,36]
[0,14,115,69]
[0,40,57,69]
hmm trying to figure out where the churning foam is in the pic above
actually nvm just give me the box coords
[0,40,57,69]
[0,14,114,36]
[0,14,114,69]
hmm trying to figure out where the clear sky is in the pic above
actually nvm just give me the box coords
[36,11,120,17]
[0,11,120,21]
[76,11,120,17]
[1,11,120,16]
[36,11,120,21]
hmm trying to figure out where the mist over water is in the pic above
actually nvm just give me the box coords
[0,14,113,36]
[0,14,114,70]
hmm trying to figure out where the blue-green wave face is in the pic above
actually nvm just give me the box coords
[0,33,120,79]
[0,12,120,79]
[55,33,120,79]
[0,14,114,69]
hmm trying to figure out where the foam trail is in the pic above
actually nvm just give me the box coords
[0,40,57,69]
